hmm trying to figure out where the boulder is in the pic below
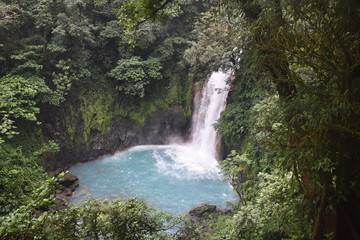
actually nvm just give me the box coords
[188,203,217,218]
[59,172,79,187]
[55,172,79,202]
[180,204,233,239]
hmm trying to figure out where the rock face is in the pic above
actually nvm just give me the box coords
[40,104,189,171]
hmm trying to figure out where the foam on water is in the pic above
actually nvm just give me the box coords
[154,145,220,180]
[70,71,238,214]
[70,145,237,215]
[189,71,230,157]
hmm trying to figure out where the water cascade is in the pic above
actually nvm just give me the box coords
[70,72,237,214]
[188,71,230,158]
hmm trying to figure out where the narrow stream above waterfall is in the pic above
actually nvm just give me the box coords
[70,72,238,215]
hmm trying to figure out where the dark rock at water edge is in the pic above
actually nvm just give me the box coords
[189,203,217,218]
[39,104,189,171]
[59,172,79,187]
[55,172,79,202]
[179,203,234,239]
[187,203,233,224]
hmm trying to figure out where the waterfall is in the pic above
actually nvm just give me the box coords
[188,71,230,158]
[70,71,238,213]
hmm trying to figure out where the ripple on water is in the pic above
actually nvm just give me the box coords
[70,145,238,215]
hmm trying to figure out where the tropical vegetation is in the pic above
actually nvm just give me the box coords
[1,0,359,239]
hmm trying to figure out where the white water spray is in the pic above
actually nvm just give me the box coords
[189,71,230,158]
[157,72,231,179]
[70,72,238,212]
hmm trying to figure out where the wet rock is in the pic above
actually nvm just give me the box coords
[59,172,79,188]
[189,203,217,218]
[171,106,187,130]
[55,172,79,202]
[41,104,190,171]
[187,203,233,224]
[179,204,234,239]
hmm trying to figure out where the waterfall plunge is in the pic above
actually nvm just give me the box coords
[70,71,237,214]
[188,71,230,159]
[159,71,231,176]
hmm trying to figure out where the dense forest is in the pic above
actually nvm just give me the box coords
[1,0,359,239]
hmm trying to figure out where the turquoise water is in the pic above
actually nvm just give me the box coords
[70,145,238,215]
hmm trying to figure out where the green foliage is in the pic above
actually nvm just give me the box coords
[50,60,77,103]
[0,75,51,143]
[0,3,20,29]
[220,150,252,196]
[229,171,312,240]
[0,145,47,215]
[79,90,115,142]
[33,140,60,157]
[183,5,244,75]
[215,69,267,150]
[183,215,234,240]
[118,0,210,48]
[51,1,96,46]
[0,189,181,240]
[10,45,44,74]
[118,0,173,37]
[183,74,194,118]
[0,0,197,162]
[165,0,352,238]
[109,56,163,98]
[151,36,188,62]
[215,103,248,149]
[127,100,158,127]
[233,95,281,173]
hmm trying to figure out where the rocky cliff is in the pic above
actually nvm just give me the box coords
[38,77,192,172]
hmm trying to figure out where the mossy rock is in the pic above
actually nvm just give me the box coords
[189,203,217,217]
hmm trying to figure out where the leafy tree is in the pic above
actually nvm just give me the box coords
[186,0,360,238]
[119,0,175,34]
[183,6,243,75]
[229,171,312,240]
[239,1,360,238]
[0,75,52,142]
[128,0,360,239]
[0,2,21,29]
[0,176,181,239]
[109,56,162,97]
[10,45,44,74]
[220,150,252,198]
[150,36,187,61]
[0,144,53,214]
